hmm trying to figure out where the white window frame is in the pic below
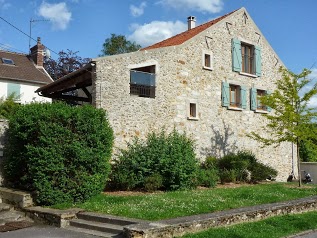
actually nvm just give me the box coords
[202,50,213,71]
[187,99,199,120]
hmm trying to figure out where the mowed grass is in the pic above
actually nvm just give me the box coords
[183,211,317,238]
[52,182,317,221]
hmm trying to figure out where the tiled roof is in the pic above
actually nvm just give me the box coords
[0,50,52,84]
[142,9,238,51]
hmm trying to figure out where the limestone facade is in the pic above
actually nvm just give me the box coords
[91,8,295,181]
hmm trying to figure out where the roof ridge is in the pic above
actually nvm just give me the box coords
[141,8,239,51]
[0,49,27,56]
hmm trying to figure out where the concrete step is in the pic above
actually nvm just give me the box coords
[0,203,13,212]
[69,218,124,235]
[77,212,139,226]
[65,226,124,238]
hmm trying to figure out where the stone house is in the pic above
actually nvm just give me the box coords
[0,37,52,104]
[37,7,294,181]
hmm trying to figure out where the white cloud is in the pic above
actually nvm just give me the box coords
[0,0,11,10]
[130,2,147,17]
[158,0,223,14]
[128,20,187,47]
[38,2,72,30]
[299,68,317,109]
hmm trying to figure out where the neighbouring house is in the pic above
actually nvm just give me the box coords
[0,37,53,104]
[36,7,295,181]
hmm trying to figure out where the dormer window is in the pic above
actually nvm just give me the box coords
[2,58,15,65]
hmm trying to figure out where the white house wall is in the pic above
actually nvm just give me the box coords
[0,80,51,104]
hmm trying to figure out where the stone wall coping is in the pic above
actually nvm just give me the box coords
[24,206,84,219]
[123,195,317,237]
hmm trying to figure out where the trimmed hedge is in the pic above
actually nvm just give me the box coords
[110,129,199,191]
[4,102,113,205]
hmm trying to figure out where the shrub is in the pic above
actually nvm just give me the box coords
[110,129,199,191]
[219,169,237,184]
[197,168,219,188]
[4,102,113,205]
[144,173,163,192]
[217,151,277,183]
[203,156,218,169]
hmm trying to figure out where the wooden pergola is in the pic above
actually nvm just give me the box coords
[36,63,94,104]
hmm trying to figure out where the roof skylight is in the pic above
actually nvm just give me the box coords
[2,58,15,65]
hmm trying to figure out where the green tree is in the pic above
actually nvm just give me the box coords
[249,67,317,186]
[100,34,141,56]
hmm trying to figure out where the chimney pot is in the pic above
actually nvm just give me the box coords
[187,16,196,30]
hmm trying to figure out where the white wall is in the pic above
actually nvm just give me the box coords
[0,80,51,104]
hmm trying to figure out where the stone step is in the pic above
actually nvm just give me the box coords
[65,226,124,238]
[77,212,139,226]
[0,203,13,212]
[69,218,124,235]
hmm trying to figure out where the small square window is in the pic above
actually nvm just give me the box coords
[187,101,199,120]
[189,103,196,117]
[202,51,213,70]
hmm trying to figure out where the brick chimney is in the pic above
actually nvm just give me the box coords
[187,16,196,30]
[30,37,44,67]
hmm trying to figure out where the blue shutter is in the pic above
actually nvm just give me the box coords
[240,86,247,109]
[250,88,257,111]
[232,38,242,72]
[255,45,262,77]
[222,82,230,107]
[7,83,20,99]
[266,90,272,112]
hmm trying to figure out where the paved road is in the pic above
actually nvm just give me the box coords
[0,225,96,238]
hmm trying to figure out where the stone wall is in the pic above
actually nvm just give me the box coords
[0,119,8,186]
[92,8,295,181]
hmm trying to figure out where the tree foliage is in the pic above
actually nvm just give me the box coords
[100,34,141,56]
[249,67,317,184]
[44,49,90,81]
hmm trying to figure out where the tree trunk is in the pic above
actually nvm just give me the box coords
[297,139,302,187]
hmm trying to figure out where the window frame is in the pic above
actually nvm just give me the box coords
[187,100,199,120]
[129,65,156,99]
[250,87,271,113]
[202,50,213,71]
[232,38,261,77]
[222,81,247,111]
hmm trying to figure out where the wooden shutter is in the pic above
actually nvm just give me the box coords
[232,38,242,72]
[250,88,257,111]
[222,82,230,107]
[266,90,272,112]
[7,83,20,99]
[240,86,247,109]
[254,45,262,77]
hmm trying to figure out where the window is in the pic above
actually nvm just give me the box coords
[222,81,247,110]
[187,101,199,120]
[202,50,213,70]
[189,103,196,117]
[130,65,156,98]
[250,88,271,112]
[229,84,241,107]
[7,83,20,100]
[241,43,254,74]
[2,58,15,65]
[232,38,261,77]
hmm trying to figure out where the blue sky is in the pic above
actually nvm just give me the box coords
[0,0,316,75]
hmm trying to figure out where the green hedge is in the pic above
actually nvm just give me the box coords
[4,102,113,205]
[110,129,199,191]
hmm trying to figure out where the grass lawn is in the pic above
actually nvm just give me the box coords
[183,211,317,238]
[52,182,317,221]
